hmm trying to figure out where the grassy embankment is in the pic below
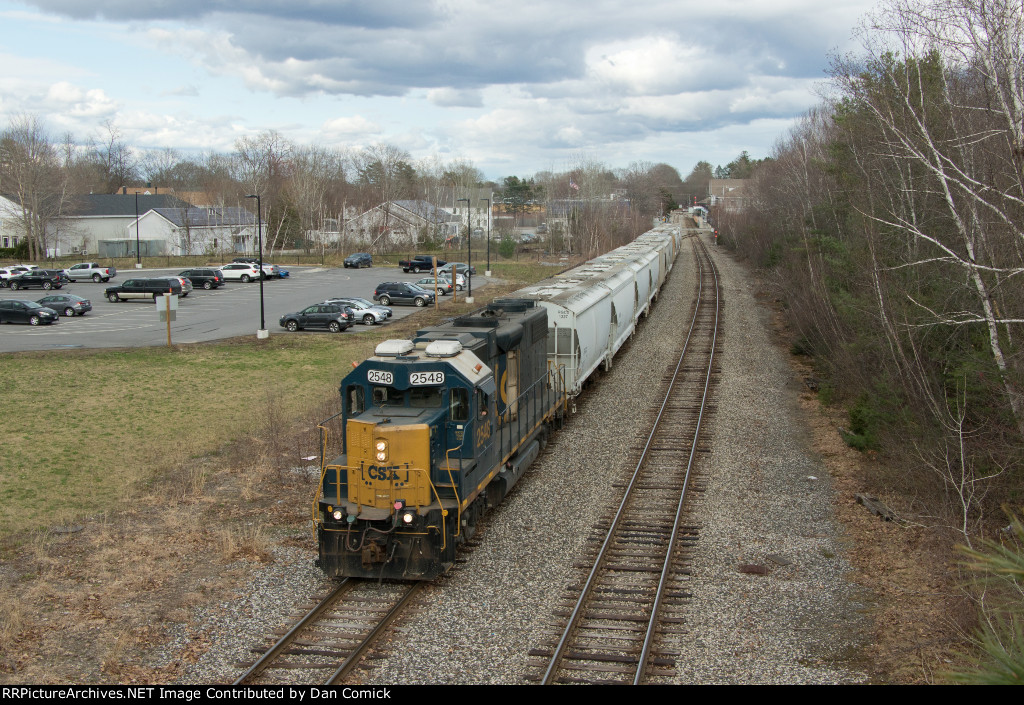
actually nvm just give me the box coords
[0,260,563,546]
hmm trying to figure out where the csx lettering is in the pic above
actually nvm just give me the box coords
[365,465,408,481]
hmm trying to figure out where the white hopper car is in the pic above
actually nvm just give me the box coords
[507,223,684,396]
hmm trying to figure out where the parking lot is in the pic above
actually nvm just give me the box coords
[0,265,479,353]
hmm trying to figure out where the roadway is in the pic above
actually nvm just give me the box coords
[0,265,478,353]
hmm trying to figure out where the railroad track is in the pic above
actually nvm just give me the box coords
[234,579,425,685]
[528,234,720,684]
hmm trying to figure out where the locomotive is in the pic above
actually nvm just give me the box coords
[313,223,685,580]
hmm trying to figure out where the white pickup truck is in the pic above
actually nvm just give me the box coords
[63,262,117,282]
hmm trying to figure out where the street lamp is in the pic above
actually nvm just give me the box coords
[134,192,141,268]
[481,197,490,276]
[245,194,268,338]
[457,198,472,302]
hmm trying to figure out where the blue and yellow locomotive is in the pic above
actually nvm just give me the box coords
[314,298,566,580]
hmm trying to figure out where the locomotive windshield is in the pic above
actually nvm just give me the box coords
[410,387,442,408]
[369,385,444,409]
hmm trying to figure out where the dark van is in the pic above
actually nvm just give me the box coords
[178,268,225,289]
[105,278,183,302]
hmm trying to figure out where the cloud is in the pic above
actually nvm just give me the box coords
[44,81,119,118]
[427,88,483,108]
[320,115,383,141]
[6,1,880,178]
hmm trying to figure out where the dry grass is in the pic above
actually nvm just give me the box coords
[217,523,272,564]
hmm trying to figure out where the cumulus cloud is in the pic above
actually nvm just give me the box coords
[45,81,119,117]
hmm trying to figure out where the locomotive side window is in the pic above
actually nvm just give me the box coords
[450,388,469,421]
[410,387,442,408]
[373,386,396,406]
[346,385,365,415]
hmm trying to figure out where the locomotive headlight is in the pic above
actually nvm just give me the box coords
[401,511,415,525]
[332,509,343,521]
[375,439,388,462]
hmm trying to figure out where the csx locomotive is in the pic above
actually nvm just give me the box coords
[313,223,684,580]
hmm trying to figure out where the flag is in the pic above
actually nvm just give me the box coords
[569,179,579,191]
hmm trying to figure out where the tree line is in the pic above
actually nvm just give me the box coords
[1,115,693,259]
[717,0,1023,543]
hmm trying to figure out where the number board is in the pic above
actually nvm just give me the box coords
[410,371,445,386]
[367,369,393,385]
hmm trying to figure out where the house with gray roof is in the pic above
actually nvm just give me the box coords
[47,193,192,256]
[343,199,488,249]
[126,206,258,257]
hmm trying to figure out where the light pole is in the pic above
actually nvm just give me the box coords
[481,197,491,276]
[134,192,142,268]
[245,194,268,338]
[457,198,472,302]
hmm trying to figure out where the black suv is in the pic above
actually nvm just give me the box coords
[343,252,372,268]
[178,268,225,289]
[373,282,435,307]
[279,303,354,332]
[105,278,183,302]
[7,269,70,290]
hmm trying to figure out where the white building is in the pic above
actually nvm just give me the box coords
[128,206,257,256]
[0,194,23,250]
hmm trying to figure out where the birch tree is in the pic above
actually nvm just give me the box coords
[835,0,1024,435]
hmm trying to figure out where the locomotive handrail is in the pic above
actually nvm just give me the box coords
[311,410,346,529]
[442,442,464,541]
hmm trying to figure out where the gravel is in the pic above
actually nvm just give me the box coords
[171,229,867,684]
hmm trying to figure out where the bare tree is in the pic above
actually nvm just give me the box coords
[0,114,70,260]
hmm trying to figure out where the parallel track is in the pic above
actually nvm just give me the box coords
[234,580,424,685]
[531,234,720,684]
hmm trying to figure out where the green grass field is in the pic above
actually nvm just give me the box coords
[0,335,377,539]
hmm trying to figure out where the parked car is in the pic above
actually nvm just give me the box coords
[177,268,225,290]
[232,257,281,278]
[168,275,193,297]
[344,252,373,268]
[63,262,117,282]
[7,269,70,290]
[0,299,59,325]
[105,278,183,302]
[372,282,435,307]
[0,267,27,287]
[435,262,476,279]
[415,276,454,295]
[399,255,446,273]
[36,293,92,317]
[278,303,353,332]
[220,263,262,282]
[323,297,390,325]
[343,296,392,319]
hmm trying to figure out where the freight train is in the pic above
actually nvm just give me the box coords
[312,223,685,580]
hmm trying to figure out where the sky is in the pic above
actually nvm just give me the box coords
[0,0,878,181]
